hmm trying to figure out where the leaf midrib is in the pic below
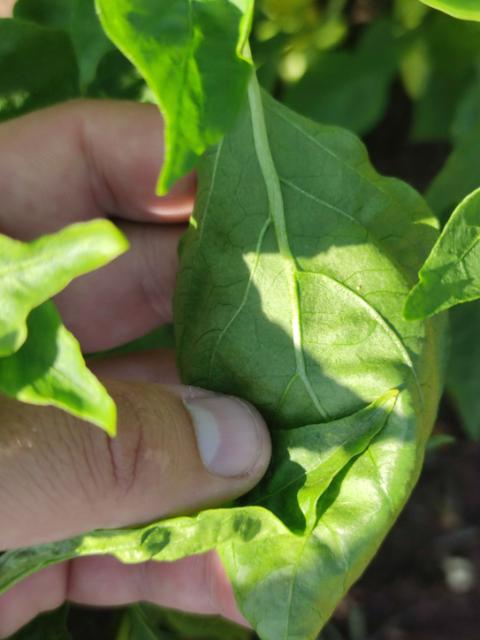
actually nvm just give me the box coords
[248,75,329,421]
[248,78,423,406]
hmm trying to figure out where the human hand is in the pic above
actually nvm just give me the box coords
[0,101,271,637]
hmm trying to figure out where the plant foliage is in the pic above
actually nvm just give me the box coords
[1,0,480,638]
[420,0,480,21]
[96,0,255,194]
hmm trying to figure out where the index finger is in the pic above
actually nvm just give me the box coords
[0,100,195,240]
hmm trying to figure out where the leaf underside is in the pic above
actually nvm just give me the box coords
[0,82,446,640]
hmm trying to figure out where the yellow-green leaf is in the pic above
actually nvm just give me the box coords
[0,219,128,356]
[419,0,480,21]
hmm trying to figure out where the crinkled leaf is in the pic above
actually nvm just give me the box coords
[419,0,480,21]
[284,20,399,136]
[0,302,116,434]
[405,188,480,319]
[0,18,78,121]
[0,507,290,591]
[0,219,128,357]
[95,0,254,194]
[447,301,480,439]
[15,0,114,88]
[249,391,399,530]
[117,604,251,640]
[0,82,446,640]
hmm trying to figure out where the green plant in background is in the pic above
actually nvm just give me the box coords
[420,0,480,21]
[1,0,480,638]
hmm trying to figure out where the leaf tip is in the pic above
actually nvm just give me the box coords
[156,170,170,197]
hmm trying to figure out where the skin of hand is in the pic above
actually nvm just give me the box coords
[0,0,13,17]
[0,101,272,638]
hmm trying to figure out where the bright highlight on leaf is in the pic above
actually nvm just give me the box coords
[95,0,254,194]
[419,0,480,21]
[405,188,480,320]
[0,219,128,357]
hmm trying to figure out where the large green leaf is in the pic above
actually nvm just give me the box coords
[0,302,116,434]
[447,301,480,440]
[15,0,114,88]
[173,81,444,638]
[0,18,79,121]
[284,20,399,136]
[0,81,446,640]
[405,188,480,319]
[117,604,251,640]
[95,0,254,194]
[419,0,480,21]
[0,219,128,357]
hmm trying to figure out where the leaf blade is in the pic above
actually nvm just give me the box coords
[405,188,480,320]
[95,0,254,194]
[0,302,117,434]
[420,0,480,21]
[0,219,128,356]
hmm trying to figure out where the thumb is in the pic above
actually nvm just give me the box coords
[0,381,271,550]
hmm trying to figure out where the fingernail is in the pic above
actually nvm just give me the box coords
[184,394,264,478]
